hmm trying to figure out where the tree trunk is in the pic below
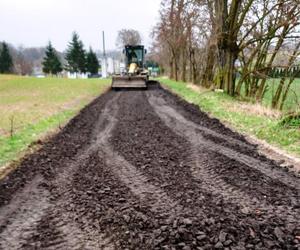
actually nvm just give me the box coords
[189,47,193,82]
[181,48,187,82]
[271,77,285,109]
[224,50,237,95]
[174,56,178,81]
[191,49,197,84]
[272,40,300,109]
[214,0,240,96]
[169,58,174,79]
[215,48,237,95]
[202,43,215,88]
[255,25,289,101]
[279,78,293,110]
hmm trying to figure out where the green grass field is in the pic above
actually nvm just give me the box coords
[0,75,110,167]
[262,78,300,111]
[160,78,300,157]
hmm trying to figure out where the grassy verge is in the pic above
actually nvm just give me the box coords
[159,78,300,157]
[0,75,110,167]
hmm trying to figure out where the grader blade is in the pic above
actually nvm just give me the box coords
[111,76,147,89]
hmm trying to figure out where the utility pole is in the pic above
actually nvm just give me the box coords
[103,30,106,58]
[101,30,107,78]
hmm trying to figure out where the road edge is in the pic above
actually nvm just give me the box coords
[160,82,300,175]
[0,86,111,180]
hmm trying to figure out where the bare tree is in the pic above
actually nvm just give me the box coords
[14,50,33,75]
[272,40,300,109]
[235,0,300,101]
[116,29,142,48]
[153,0,300,108]
[153,0,203,82]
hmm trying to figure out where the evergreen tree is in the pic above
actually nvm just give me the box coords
[0,42,13,73]
[269,67,274,78]
[272,68,277,78]
[42,42,62,75]
[278,68,282,78]
[86,47,99,74]
[65,32,86,73]
[276,68,280,78]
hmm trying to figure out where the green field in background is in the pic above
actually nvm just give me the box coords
[261,78,300,111]
[0,74,110,167]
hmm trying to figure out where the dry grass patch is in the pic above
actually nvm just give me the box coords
[187,83,281,119]
[227,102,282,119]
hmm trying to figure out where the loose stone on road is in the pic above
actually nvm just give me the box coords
[0,83,299,249]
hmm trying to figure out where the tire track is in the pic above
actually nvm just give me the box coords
[1,85,299,249]
[103,147,182,217]
[147,92,300,191]
[0,176,50,250]
[30,94,122,250]
[32,210,113,250]
[110,88,299,248]
[94,91,183,217]
[149,91,254,150]
[147,90,300,226]
[0,94,120,250]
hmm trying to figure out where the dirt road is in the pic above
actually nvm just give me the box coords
[0,83,299,249]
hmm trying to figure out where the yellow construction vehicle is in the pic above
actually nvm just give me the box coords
[112,45,149,89]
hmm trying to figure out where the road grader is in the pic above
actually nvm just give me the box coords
[111,45,149,89]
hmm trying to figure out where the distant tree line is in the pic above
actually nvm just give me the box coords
[0,42,56,75]
[269,67,300,78]
[0,31,100,76]
[43,32,99,76]
[1,29,146,77]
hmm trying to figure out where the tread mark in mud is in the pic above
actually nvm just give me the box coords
[147,91,300,226]
[0,86,299,249]
[147,92,300,191]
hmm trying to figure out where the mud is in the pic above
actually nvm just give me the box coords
[0,83,299,249]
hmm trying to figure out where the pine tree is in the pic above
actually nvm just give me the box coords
[276,68,280,78]
[269,67,274,78]
[65,32,86,73]
[42,42,62,75]
[86,47,99,74]
[0,42,13,73]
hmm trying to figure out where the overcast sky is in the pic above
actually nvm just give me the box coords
[0,0,161,52]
